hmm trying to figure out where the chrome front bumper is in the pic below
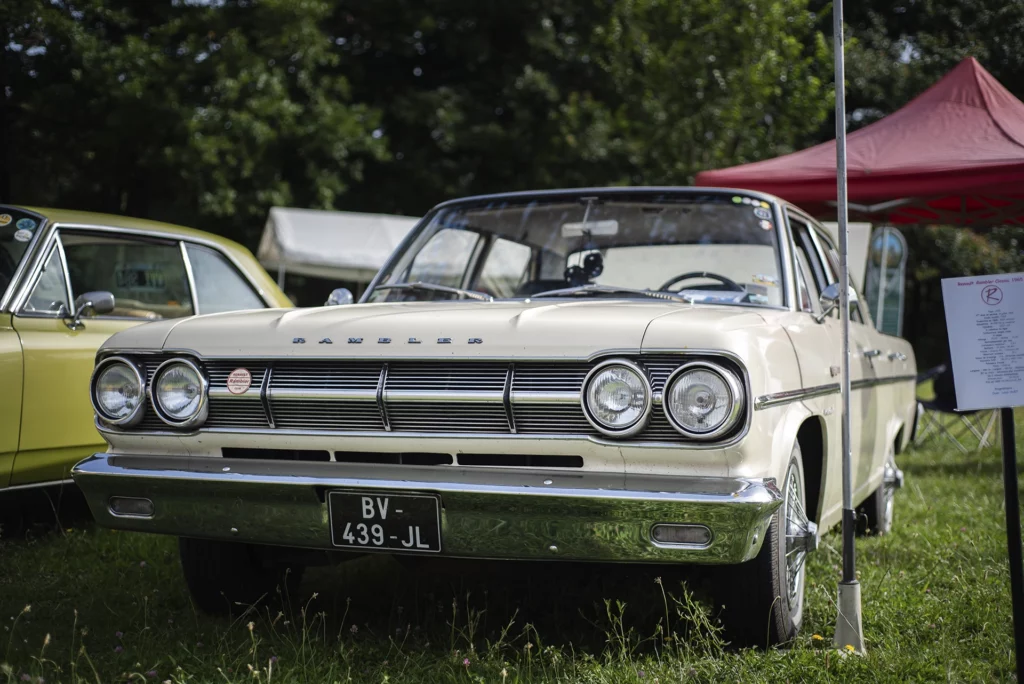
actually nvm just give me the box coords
[72,454,782,564]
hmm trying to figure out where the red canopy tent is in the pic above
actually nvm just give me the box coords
[695,57,1024,227]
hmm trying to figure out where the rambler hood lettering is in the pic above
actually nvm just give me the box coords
[100,300,780,361]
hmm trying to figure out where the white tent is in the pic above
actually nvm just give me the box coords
[822,221,872,291]
[258,207,420,287]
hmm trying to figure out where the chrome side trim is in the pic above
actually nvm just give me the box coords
[755,383,840,410]
[179,241,201,315]
[851,374,917,390]
[0,477,75,493]
[755,374,916,410]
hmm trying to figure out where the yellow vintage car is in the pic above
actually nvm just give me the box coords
[0,205,291,491]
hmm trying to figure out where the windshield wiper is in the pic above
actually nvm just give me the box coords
[374,281,494,302]
[528,284,691,303]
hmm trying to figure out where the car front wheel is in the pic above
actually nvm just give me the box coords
[716,444,814,648]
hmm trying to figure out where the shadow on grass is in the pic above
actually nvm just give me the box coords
[0,483,93,542]
[267,553,721,654]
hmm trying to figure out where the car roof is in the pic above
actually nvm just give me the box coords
[5,205,239,246]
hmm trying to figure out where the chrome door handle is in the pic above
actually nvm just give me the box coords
[863,349,882,359]
[888,351,907,361]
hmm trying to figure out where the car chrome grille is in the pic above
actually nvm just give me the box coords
[120,354,746,444]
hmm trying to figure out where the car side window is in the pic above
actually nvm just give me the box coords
[23,243,70,315]
[405,228,481,289]
[184,243,265,314]
[476,238,532,297]
[812,229,866,325]
[788,216,824,314]
[61,232,194,319]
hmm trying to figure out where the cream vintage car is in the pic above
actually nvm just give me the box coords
[72,188,916,647]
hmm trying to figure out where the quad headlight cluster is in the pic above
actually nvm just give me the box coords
[91,356,208,429]
[581,357,745,440]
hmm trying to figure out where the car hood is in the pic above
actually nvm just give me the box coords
[102,300,780,360]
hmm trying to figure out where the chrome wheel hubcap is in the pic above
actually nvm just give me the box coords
[784,464,813,608]
[881,450,901,531]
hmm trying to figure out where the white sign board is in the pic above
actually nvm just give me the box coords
[941,273,1024,410]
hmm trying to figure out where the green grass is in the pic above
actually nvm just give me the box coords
[1,418,1022,683]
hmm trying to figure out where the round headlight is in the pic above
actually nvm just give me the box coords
[152,359,208,428]
[663,362,744,439]
[581,360,652,437]
[91,357,145,426]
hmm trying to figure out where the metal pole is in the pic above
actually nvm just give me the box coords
[832,0,866,654]
[1000,407,1024,682]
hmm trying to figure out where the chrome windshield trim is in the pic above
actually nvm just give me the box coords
[179,241,201,315]
[0,207,50,312]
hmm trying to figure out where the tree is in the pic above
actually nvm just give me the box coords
[329,0,832,215]
[3,0,386,245]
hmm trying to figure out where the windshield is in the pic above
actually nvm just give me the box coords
[366,192,786,307]
[0,208,45,301]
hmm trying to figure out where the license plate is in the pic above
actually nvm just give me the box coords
[327,490,441,553]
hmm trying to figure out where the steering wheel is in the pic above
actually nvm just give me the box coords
[658,271,745,293]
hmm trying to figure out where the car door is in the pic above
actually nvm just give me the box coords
[0,315,23,489]
[9,230,197,485]
[8,226,277,487]
[783,213,843,522]
[810,226,882,498]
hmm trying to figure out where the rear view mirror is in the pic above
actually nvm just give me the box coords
[325,288,354,306]
[561,220,619,237]
[66,291,115,330]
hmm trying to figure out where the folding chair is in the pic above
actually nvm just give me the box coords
[913,363,998,453]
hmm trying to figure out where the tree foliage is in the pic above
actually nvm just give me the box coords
[2,0,1022,361]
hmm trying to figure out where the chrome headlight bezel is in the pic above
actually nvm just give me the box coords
[151,358,209,429]
[90,356,146,427]
[662,361,744,440]
[580,358,653,438]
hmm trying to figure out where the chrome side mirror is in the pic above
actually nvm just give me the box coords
[815,283,858,323]
[66,291,115,330]
[325,288,354,306]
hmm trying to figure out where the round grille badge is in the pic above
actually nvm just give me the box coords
[226,368,252,395]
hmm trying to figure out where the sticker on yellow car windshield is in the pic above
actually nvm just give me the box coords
[13,229,32,242]
[0,214,11,226]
